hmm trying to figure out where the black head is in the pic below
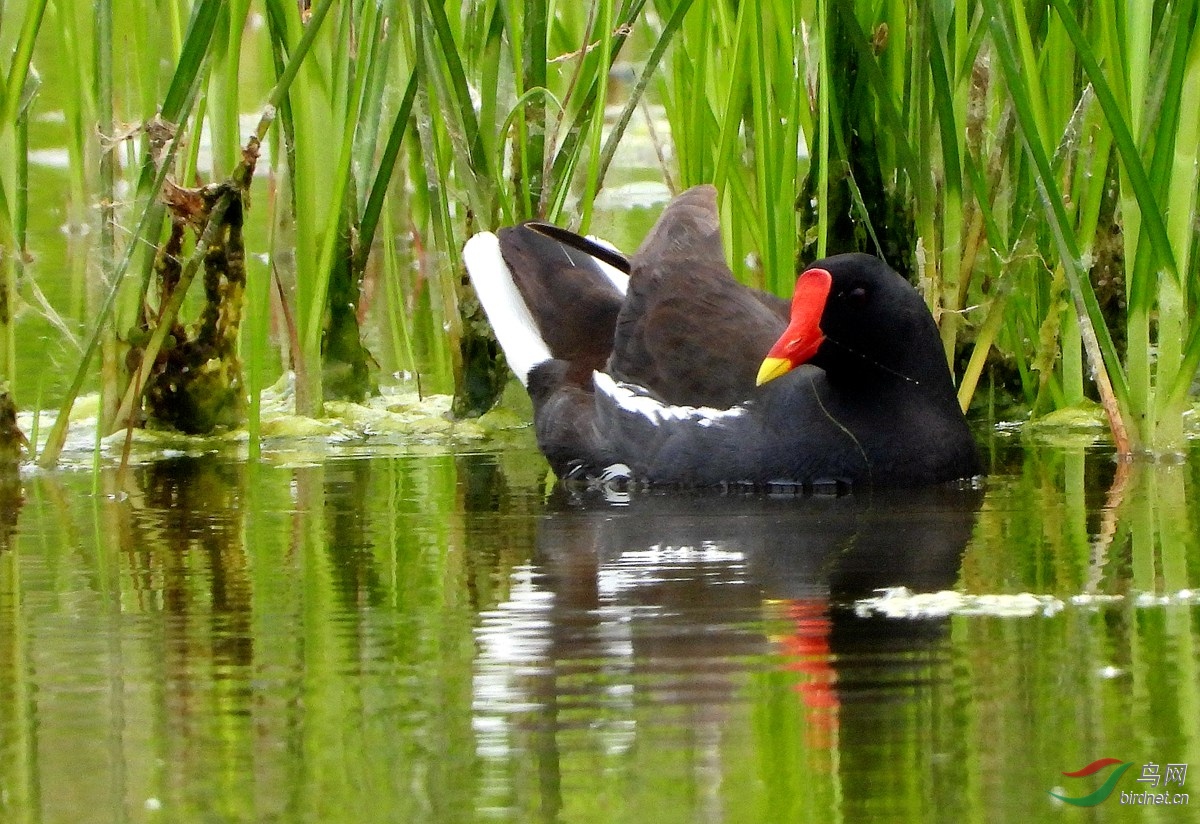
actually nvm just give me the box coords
[805,253,952,391]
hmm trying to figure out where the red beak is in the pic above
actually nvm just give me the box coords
[756,268,832,385]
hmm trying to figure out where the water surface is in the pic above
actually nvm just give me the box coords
[1,437,1198,823]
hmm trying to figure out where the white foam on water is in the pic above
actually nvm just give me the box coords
[855,587,1200,619]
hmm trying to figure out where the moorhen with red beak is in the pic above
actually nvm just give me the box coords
[463,185,980,488]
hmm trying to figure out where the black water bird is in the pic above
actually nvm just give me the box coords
[463,185,980,488]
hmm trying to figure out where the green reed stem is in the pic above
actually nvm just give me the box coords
[576,0,613,233]
[927,10,965,365]
[354,70,418,277]
[0,0,48,398]
[380,207,417,382]
[522,0,549,218]
[50,2,93,231]
[595,0,687,187]
[300,4,373,373]
[0,0,48,128]
[982,0,1131,454]
[1155,1,1200,445]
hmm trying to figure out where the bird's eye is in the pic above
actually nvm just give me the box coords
[844,285,868,304]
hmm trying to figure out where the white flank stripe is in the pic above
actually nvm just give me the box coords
[463,232,552,386]
[592,371,746,426]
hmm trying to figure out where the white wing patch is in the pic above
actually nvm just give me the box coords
[593,371,746,426]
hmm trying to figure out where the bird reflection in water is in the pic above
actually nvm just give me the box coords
[474,484,983,814]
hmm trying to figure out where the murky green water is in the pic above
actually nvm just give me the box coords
[2,434,1198,823]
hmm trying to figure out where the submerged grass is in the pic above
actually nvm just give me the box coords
[0,1,1198,463]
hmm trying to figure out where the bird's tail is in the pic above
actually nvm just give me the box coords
[463,232,554,387]
[464,226,627,388]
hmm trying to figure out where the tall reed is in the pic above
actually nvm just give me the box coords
[5,2,1197,462]
[0,0,48,399]
[661,0,1200,454]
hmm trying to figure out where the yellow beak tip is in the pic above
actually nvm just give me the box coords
[756,357,792,386]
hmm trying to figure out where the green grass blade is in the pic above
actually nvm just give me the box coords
[423,0,490,182]
[522,0,549,216]
[982,0,1132,451]
[711,0,752,196]
[0,0,48,128]
[927,9,965,362]
[815,0,830,260]
[159,0,223,122]
[301,3,378,363]
[596,0,697,198]
[355,69,419,274]
[544,2,643,222]
[576,0,614,233]
[1048,0,1176,281]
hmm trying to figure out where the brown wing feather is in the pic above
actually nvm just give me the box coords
[608,185,790,408]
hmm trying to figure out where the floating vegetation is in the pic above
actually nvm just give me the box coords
[18,378,534,470]
[1019,402,1111,446]
[854,586,1200,620]
[854,588,1068,618]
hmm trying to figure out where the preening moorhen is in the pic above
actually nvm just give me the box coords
[463,185,980,488]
